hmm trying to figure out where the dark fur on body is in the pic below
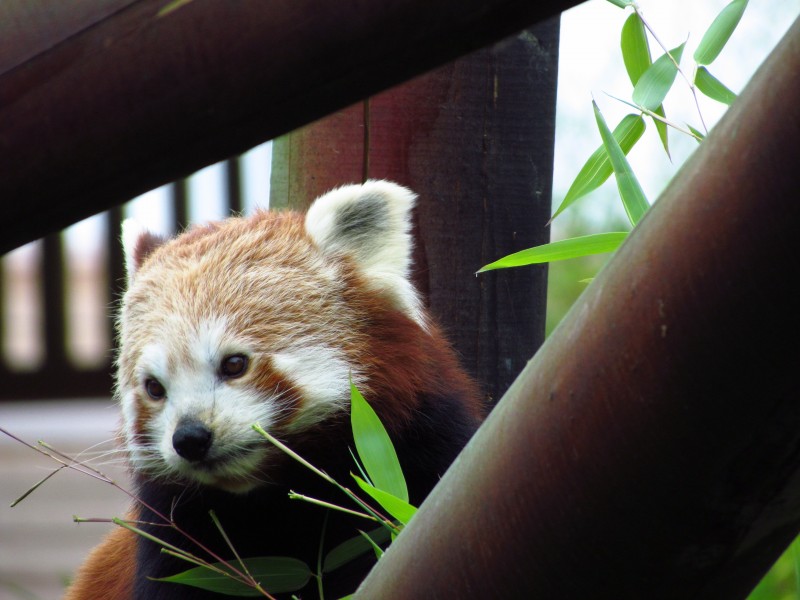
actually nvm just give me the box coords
[133,390,480,599]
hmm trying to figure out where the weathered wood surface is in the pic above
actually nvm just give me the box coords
[271,20,560,403]
[0,0,581,255]
[357,16,800,600]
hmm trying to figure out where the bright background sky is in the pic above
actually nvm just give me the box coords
[553,0,798,232]
[7,0,800,260]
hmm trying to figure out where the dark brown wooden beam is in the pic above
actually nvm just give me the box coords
[0,0,580,255]
[356,16,800,600]
[269,19,559,403]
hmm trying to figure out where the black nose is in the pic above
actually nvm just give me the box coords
[172,419,213,462]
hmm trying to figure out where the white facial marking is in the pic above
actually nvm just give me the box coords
[271,343,355,431]
[124,317,280,492]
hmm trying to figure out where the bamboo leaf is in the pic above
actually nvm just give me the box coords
[358,529,386,561]
[687,124,706,142]
[553,114,645,221]
[477,232,628,273]
[112,518,193,559]
[694,0,748,65]
[287,491,374,521]
[350,380,408,502]
[621,13,651,85]
[153,557,311,596]
[652,104,670,159]
[632,43,685,111]
[348,448,372,486]
[10,466,64,507]
[157,0,195,17]
[352,474,417,525]
[593,101,649,226]
[323,526,390,573]
[791,536,800,594]
[605,0,629,7]
[694,66,737,105]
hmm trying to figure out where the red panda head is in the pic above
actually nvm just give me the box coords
[117,181,445,493]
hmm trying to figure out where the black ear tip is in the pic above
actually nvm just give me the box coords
[334,192,391,240]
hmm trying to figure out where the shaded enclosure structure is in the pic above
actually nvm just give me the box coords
[0,0,563,403]
[1,1,800,598]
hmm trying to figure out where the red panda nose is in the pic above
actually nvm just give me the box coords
[172,419,213,462]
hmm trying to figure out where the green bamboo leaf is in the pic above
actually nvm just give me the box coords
[791,536,800,594]
[350,380,408,502]
[477,232,628,273]
[632,42,685,111]
[352,474,417,525]
[10,466,63,507]
[605,0,629,7]
[621,13,651,85]
[593,101,649,226]
[323,526,390,573]
[153,557,311,596]
[687,124,706,142]
[157,0,195,17]
[358,529,386,560]
[348,448,372,486]
[552,114,645,221]
[694,66,737,105]
[652,104,670,158]
[694,0,748,65]
[112,518,192,559]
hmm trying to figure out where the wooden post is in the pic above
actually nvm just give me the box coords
[356,18,800,599]
[271,19,560,402]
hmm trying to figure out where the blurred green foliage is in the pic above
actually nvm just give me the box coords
[544,209,627,337]
[748,537,800,600]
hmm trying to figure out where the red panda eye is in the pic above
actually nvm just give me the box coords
[220,354,248,379]
[145,378,166,400]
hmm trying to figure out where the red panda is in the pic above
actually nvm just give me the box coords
[64,180,482,599]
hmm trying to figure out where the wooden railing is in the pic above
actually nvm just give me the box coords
[0,159,247,400]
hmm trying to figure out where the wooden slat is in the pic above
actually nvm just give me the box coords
[0,0,582,255]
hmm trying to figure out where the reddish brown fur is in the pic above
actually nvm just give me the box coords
[337,263,481,431]
[250,365,304,429]
[63,522,137,599]
[68,186,483,599]
[133,393,154,440]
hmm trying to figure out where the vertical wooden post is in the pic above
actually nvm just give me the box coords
[357,19,800,599]
[271,19,560,402]
[42,234,67,368]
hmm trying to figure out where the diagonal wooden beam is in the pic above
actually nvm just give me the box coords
[0,0,580,255]
[356,16,800,599]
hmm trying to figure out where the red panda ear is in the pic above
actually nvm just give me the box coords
[121,219,167,287]
[305,180,426,327]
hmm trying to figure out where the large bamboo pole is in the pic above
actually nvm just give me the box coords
[356,17,800,599]
[0,0,579,255]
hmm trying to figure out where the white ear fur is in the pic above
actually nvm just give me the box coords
[305,180,425,327]
[121,219,166,288]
